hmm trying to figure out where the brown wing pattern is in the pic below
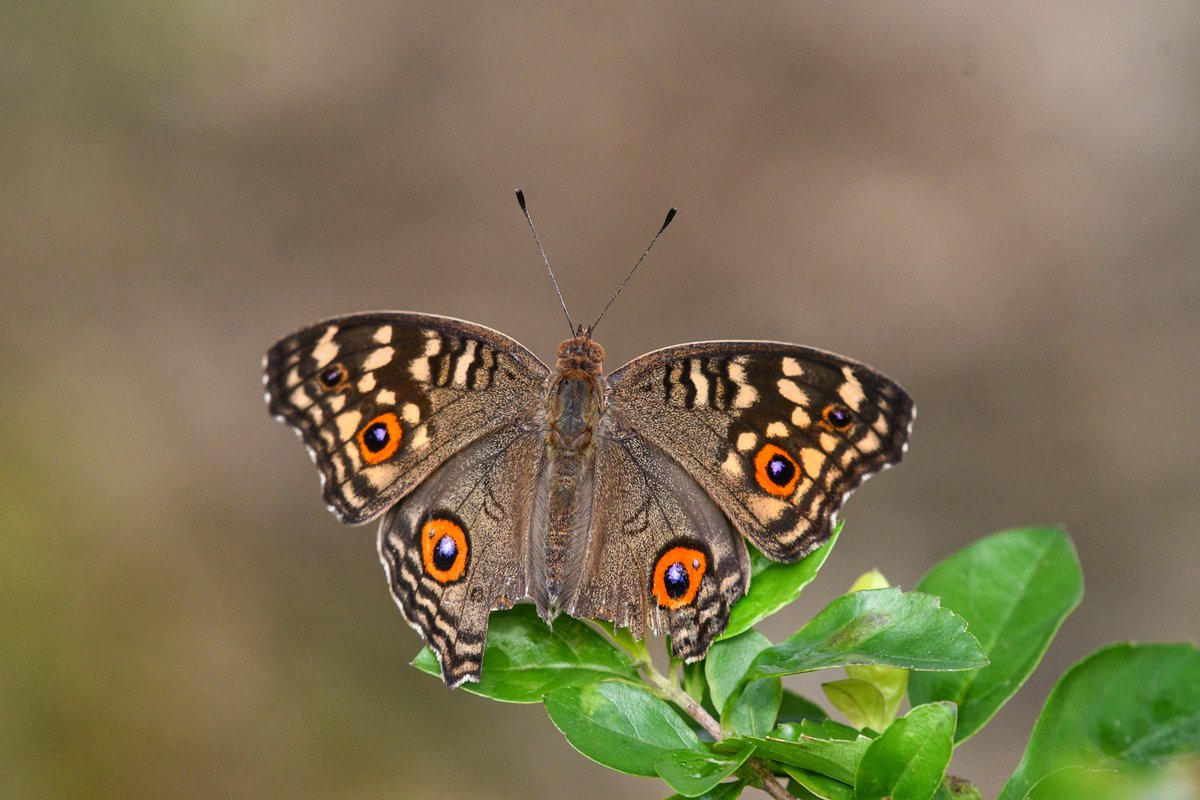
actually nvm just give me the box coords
[567,424,750,661]
[264,312,549,524]
[378,426,541,687]
[606,341,914,562]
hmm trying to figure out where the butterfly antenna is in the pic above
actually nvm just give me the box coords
[516,189,575,336]
[590,206,677,333]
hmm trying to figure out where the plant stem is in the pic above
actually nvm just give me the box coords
[637,661,796,800]
[749,761,797,800]
[642,665,722,738]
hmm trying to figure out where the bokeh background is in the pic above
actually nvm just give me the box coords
[3,3,1198,798]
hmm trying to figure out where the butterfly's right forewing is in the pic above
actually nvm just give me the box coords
[607,341,913,562]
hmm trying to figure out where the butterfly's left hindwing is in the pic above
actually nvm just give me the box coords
[264,312,549,524]
[378,426,541,687]
[607,342,914,562]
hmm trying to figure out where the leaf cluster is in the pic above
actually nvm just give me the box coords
[413,527,1200,799]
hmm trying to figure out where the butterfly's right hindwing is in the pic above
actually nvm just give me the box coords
[569,429,750,662]
[265,312,549,524]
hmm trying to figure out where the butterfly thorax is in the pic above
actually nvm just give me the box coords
[547,334,606,446]
[553,333,605,376]
[535,333,608,618]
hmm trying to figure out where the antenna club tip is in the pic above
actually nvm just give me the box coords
[515,188,527,210]
[663,207,678,228]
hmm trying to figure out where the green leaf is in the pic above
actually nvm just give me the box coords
[410,605,637,703]
[998,643,1200,800]
[706,629,782,736]
[664,779,746,800]
[721,523,841,640]
[736,588,986,692]
[786,781,826,800]
[782,766,855,800]
[848,569,890,593]
[1022,767,1122,800]
[778,688,830,724]
[909,528,1083,742]
[544,680,704,777]
[823,679,887,732]
[785,781,823,800]
[1019,765,1191,800]
[740,720,873,784]
[683,660,709,706]
[843,570,909,727]
[726,675,782,738]
[707,630,774,708]
[655,741,755,797]
[845,664,908,727]
[854,701,957,800]
[592,618,650,660]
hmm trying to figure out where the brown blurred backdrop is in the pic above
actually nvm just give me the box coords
[2,3,1198,798]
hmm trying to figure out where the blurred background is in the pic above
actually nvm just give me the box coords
[2,3,1197,798]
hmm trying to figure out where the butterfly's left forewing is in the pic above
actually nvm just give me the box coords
[264,312,550,524]
[606,342,914,562]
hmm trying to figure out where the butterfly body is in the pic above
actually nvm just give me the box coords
[533,333,605,617]
[265,312,913,687]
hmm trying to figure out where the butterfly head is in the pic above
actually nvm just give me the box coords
[556,327,605,375]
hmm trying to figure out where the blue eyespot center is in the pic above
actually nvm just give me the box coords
[767,454,795,486]
[433,535,458,570]
[363,423,390,452]
[826,405,852,428]
[319,365,344,387]
[663,562,689,599]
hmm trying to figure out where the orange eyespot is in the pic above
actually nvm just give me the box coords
[821,403,854,432]
[421,517,469,584]
[357,412,402,464]
[317,362,349,392]
[652,546,707,610]
[754,444,801,497]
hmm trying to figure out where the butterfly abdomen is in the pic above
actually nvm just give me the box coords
[532,335,608,618]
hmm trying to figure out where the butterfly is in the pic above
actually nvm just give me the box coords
[263,195,914,687]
